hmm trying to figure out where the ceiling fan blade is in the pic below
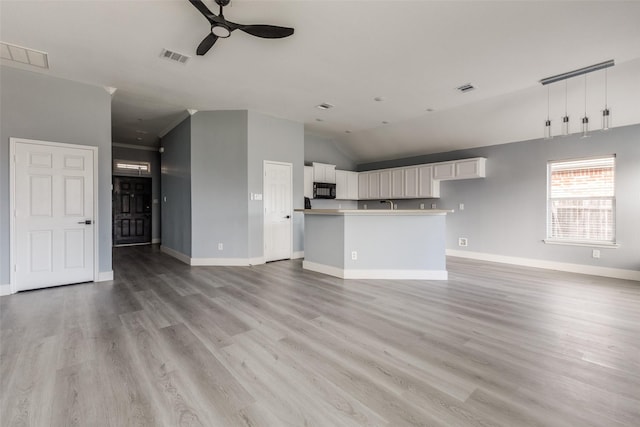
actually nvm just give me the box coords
[197,33,218,55]
[237,24,294,39]
[187,0,221,24]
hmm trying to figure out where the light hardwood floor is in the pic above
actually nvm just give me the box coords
[1,246,639,426]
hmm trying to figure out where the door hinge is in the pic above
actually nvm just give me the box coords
[14,265,17,272]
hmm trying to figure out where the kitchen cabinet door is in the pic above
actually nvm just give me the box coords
[335,170,348,199]
[358,172,369,199]
[403,167,418,198]
[347,172,359,200]
[368,171,380,199]
[418,165,439,198]
[391,168,404,198]
[433,162,456,180]
[379,170,391,199]
[455,158,486,179]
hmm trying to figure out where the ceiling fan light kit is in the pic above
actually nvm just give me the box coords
[188,0,294,55]
[540,59,614,139]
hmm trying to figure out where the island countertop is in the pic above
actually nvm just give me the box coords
[294,208,453,216]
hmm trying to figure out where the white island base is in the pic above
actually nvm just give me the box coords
[297,209,451,280]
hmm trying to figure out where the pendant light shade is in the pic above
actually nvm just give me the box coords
[602,68,611,130]
[581,75,589,138]
[561,81,569,136]
[544,86,552,139]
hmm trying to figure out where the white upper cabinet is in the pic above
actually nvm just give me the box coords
[391,169,404,198]
[358,172,369,199]
[312,162,336,183]
[368,171,380,199]
[335,170,361,200]
[347,171,359,200]
[433,157,486,181]
[433,162,456,180]
[335,170,348,199]
[379,170,391,199]
[418,165,439,198]
[403,167,418,198]
[304,166,313,199]
[455,158,486,179]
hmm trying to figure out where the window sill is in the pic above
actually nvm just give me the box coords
[543,240,619,249]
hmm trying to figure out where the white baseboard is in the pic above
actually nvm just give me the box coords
[160,245,191,265]
[0,284,12,296]
[191,258,252,266]
[446,249,640,281]
[248,257,265,266]
[151,238,161,244]
[96,271,114,282]
[292,251,304,259]
[302,261,448,280]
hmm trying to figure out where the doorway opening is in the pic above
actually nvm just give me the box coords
[112,176,152,246]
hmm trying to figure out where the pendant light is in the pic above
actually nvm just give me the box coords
[602,68,611,130]
[581,74,589,138]
[561,80,570,136]
[544,86,552,139]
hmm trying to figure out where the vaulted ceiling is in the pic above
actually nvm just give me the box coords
[2,0,640,163]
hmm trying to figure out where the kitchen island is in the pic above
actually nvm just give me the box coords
[296,209,452,280]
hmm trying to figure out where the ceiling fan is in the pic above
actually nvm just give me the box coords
[188,0,294,55]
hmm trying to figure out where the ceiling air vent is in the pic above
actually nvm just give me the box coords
[456,83,475,93]
[1,41,49,69]
[160,48,190,64]
[316,103,335,110]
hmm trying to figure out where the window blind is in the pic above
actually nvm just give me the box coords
[548,156,615,243]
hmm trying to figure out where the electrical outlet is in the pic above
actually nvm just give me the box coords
[351,251,358,260]
[338,204,342,209]
[431,203,437,209]
[218,243,223,251]
[420,203,425,209]
[363,204,367,209]
[459,203,465,210]
[458,237,468,247]
[592,249,600,258]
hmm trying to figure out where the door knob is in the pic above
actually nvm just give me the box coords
[78,220,92,225]
[285,215,291,219]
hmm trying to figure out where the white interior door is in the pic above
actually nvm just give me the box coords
[264,161,292,262]
[12,140,95,291]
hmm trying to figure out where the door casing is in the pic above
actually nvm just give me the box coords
[9,137,99,294]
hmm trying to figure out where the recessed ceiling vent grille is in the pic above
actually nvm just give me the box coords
[1,41,49,69]
[456,83,475,93]
[160,48,190,64]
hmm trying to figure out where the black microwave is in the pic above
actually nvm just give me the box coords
[313,182,336,199]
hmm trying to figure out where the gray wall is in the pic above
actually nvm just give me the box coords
[191,111,249,259]
[112,146,161,242]
[357,124,640,271]
[0,66,113,284]
[248,111,305,257]
[160,117,192,256]
[305,133,356,170]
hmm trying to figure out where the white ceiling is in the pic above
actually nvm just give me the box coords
[2,0,640,163]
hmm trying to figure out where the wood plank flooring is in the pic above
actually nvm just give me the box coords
[1,245,639,426]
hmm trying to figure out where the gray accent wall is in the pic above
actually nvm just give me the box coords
[0,66,113,284]
[112,146,161,242]
[357,124,640,271]
[305,133,356,170]
[191,111,249,259]
[248,111,305,257]
[160,117,192,256]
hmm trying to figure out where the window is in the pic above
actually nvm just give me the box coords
[113,160,150,175]
[547,156,615,245]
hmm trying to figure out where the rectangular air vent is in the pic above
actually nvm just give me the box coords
[160,48,190,64]
[456,83,475,93]
[1,42,49,69]
[316,103,335,110]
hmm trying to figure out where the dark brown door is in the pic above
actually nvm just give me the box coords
[113,176,152,246]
